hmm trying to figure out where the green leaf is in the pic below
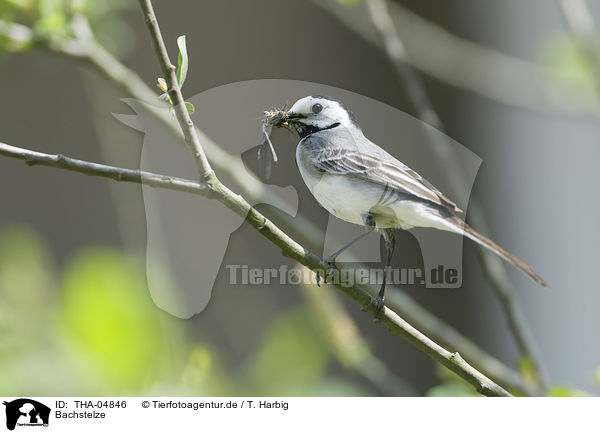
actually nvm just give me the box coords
[176,35,188,87]
[185,101,194,114]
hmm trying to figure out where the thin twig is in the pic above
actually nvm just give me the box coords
[366,0,549,389]
[56,15,270,202]
[0,142,209,196]
[137,0,212,178]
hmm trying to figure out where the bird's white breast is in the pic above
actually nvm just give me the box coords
[296,145,458,232]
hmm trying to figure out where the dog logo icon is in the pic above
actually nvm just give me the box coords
[3,399,50,431]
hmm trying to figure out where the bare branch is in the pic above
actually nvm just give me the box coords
[61,15,270,202]
[0,142,209,196]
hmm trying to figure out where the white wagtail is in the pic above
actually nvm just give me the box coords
[267,95,548,311]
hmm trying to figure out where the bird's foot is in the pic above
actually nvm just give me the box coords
[372,295,385,322]
[327,260,336,282]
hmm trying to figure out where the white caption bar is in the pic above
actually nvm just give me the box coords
[0,397,596,432]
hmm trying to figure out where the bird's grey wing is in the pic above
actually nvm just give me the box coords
[309,137,462,212]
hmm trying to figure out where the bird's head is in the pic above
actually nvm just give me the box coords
[284,95,357,137]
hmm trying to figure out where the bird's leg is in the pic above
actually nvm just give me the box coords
[374,228,395,316]
[319,214,376,284]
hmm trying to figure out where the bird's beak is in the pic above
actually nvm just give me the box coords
[284,111,305,123]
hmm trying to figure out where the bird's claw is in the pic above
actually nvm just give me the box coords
[327,261,335,282]
[372,295,385,322]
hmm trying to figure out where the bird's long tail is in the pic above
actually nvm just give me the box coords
[446,216,549,288]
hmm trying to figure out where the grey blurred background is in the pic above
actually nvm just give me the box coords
[0,0,598,396]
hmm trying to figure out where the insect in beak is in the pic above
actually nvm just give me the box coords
[258,107,288,179]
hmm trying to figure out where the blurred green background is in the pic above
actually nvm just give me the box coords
[0,226,371,396]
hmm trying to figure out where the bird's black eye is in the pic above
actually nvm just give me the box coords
[311,103,323,114]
